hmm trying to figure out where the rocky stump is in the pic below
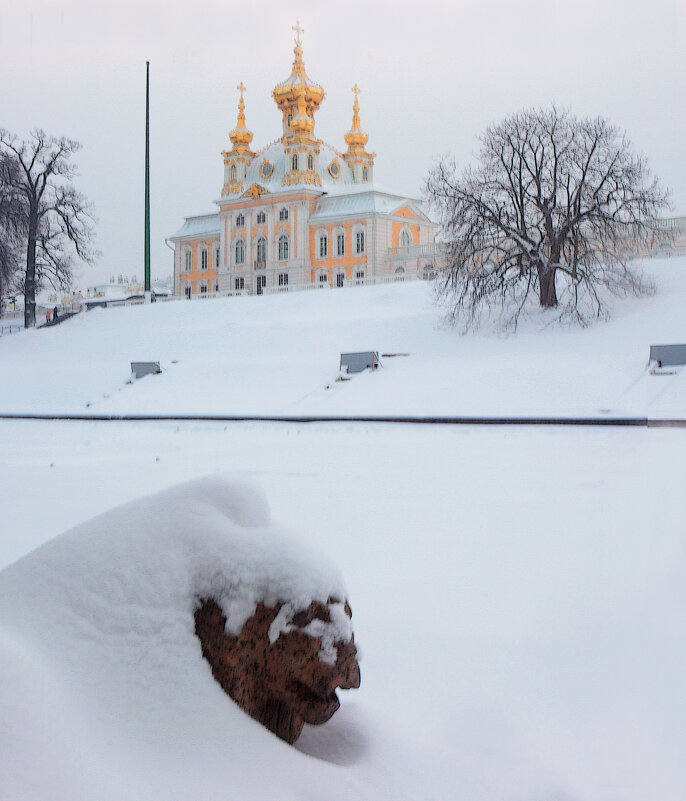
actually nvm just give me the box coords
[194,597,361,743]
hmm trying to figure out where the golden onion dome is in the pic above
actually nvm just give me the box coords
[228,82,254,154]
[272,22,325,133]
[344,84,369,152]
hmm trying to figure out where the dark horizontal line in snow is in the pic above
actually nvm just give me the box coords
[0,413,685,428]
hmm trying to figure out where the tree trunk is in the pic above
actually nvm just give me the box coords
[537,265,558,308]
[24,210,37,329]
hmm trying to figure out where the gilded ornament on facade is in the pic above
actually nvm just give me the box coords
[260,160,274,179]
[244,184,268,199]
[328,160,340,178]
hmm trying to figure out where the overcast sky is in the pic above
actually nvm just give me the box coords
[2,0,684,287]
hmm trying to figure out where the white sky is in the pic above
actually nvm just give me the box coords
[2,0,684,287]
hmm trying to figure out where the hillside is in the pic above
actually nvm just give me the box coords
[2,257,686,418]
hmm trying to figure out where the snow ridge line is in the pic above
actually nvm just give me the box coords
[0,413,685,427]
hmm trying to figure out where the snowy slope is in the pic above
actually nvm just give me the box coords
[1,257,685,418]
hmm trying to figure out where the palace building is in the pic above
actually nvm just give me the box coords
[169,25,437,298]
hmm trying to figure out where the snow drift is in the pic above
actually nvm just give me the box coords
[0,476,366,801]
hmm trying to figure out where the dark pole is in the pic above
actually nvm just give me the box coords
[144,60,151,294]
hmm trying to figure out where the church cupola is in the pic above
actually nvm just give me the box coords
[273,22,324,187]
[221,82,255,196]
[343,84,375,184]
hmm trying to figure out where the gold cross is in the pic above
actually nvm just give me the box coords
[352,84,360,103]
[292,20,304,46]
[237,81,246,100]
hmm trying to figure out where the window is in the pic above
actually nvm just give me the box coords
[363,166,368,181]
[356,230,365,254]
[200,283,208,294]
[336,233,345,257]
[318,273,328,286]
[200,248,208,271]
[214,282,219,292]
[355,270,365,283]
[184,284,192,299]
[215,246,220,268]
[400,229,412,247]
[235,277,245,290]
[184,251,192,272]
[278,235,289,261]
[336,273,345,288]
[307,154,313,170]
[236,213,244,227]
[292,154,298,171]
[256,210,266,224]
[319,234,328,259]
[278,273,288,287]
[235,239,245,265]
[287,113,292,127]
[279,207,289,221]
[256,237,266,264]
[230,164,236,181]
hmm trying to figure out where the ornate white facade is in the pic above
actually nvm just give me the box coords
[169,26,437,297]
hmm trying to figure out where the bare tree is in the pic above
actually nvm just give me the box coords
[0,152,24,313]
[0,129,96,328]
[426,107,669,328]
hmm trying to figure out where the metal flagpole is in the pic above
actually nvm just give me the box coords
[144,60,151,300]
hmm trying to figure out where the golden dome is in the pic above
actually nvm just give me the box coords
[272,22,324,143]
[344,84,370,153]
[228,82,254,155]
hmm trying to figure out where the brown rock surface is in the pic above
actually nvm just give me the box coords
[194,597,361,743]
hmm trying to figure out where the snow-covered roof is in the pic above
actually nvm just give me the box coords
[309,190,430,222]
[234,140,356,197]
[169,213,220,240]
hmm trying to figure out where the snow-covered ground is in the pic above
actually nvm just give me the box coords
[1,259,685,800]
[1,258,685,418]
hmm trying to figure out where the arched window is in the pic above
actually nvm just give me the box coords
[184,250,192,272]
[279,207,289,222]
[256,237,267,263]
[235,239,245,265]
[307,154,313,170]
[214,245,220,269]
[199,280,208,294]
[230,164,236,181]
[236,213,245,227]
[278,235,289,262]
[400,229,412,247]
[184,284,192,299]
[292,154,298,171]
[363,166,368,181]
[256,210,266,225]
[356,229,365,254]
[318,233,328,259]
[200,247,208,271]
[335,229,345,257]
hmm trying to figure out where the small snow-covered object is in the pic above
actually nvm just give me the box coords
[340,351,381,374]
[131,361,161,379]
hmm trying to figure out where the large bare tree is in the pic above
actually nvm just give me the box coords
[0,129,96,328]
[426,107,669,328]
